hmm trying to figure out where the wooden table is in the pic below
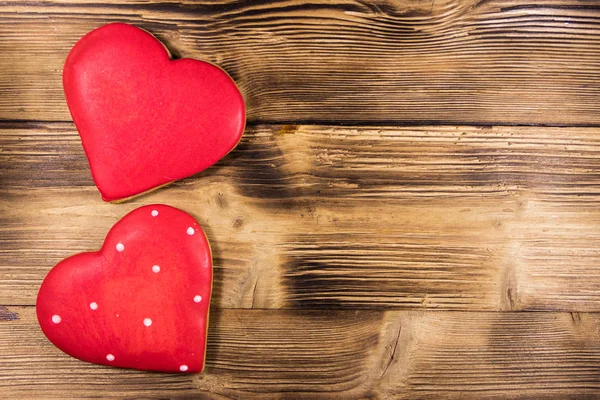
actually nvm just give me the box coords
[1,1,600,398]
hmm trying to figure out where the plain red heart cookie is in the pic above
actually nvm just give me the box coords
[63,23,246,201]
[36,205,212,373]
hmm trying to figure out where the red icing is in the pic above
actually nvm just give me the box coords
[63,23,246,201]
[36,205,212,373]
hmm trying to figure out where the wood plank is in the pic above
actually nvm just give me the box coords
[2,123,600,310]
[0,0,599,125]
[1,306,600,399]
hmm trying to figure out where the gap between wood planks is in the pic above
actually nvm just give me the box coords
[2,120,600,128]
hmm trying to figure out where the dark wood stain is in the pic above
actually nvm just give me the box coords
[0,306,18,321]
[225,133,306,203]
[282,237,498,309]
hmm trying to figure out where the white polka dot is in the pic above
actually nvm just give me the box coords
[194,295,202,303]
[180,365,188,372]
[116,243,125,252]
[90,302,98,310]
[143,318,152,327]
[152,265,161,273]
[187,227,195,235]
[151,210,159,217]
[52,315,61,324]
[106,354,115,361]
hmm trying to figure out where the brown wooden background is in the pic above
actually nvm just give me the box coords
[1,0,600,398]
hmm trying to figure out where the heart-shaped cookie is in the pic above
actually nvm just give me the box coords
[36,205,212,373]
[63,23,246,201]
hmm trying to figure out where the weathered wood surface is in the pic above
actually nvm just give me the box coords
[2,123,600,311]
[2,0,600,398]
[0,0,599,125]
[2,306,600,399]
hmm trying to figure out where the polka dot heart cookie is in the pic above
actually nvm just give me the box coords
[36,205,212,373]
[63,23,246,202]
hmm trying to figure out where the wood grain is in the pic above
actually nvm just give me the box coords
[0,0,599,125]
[1,1,599,397]
[2,123,600,310]
[2,306,600,399]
